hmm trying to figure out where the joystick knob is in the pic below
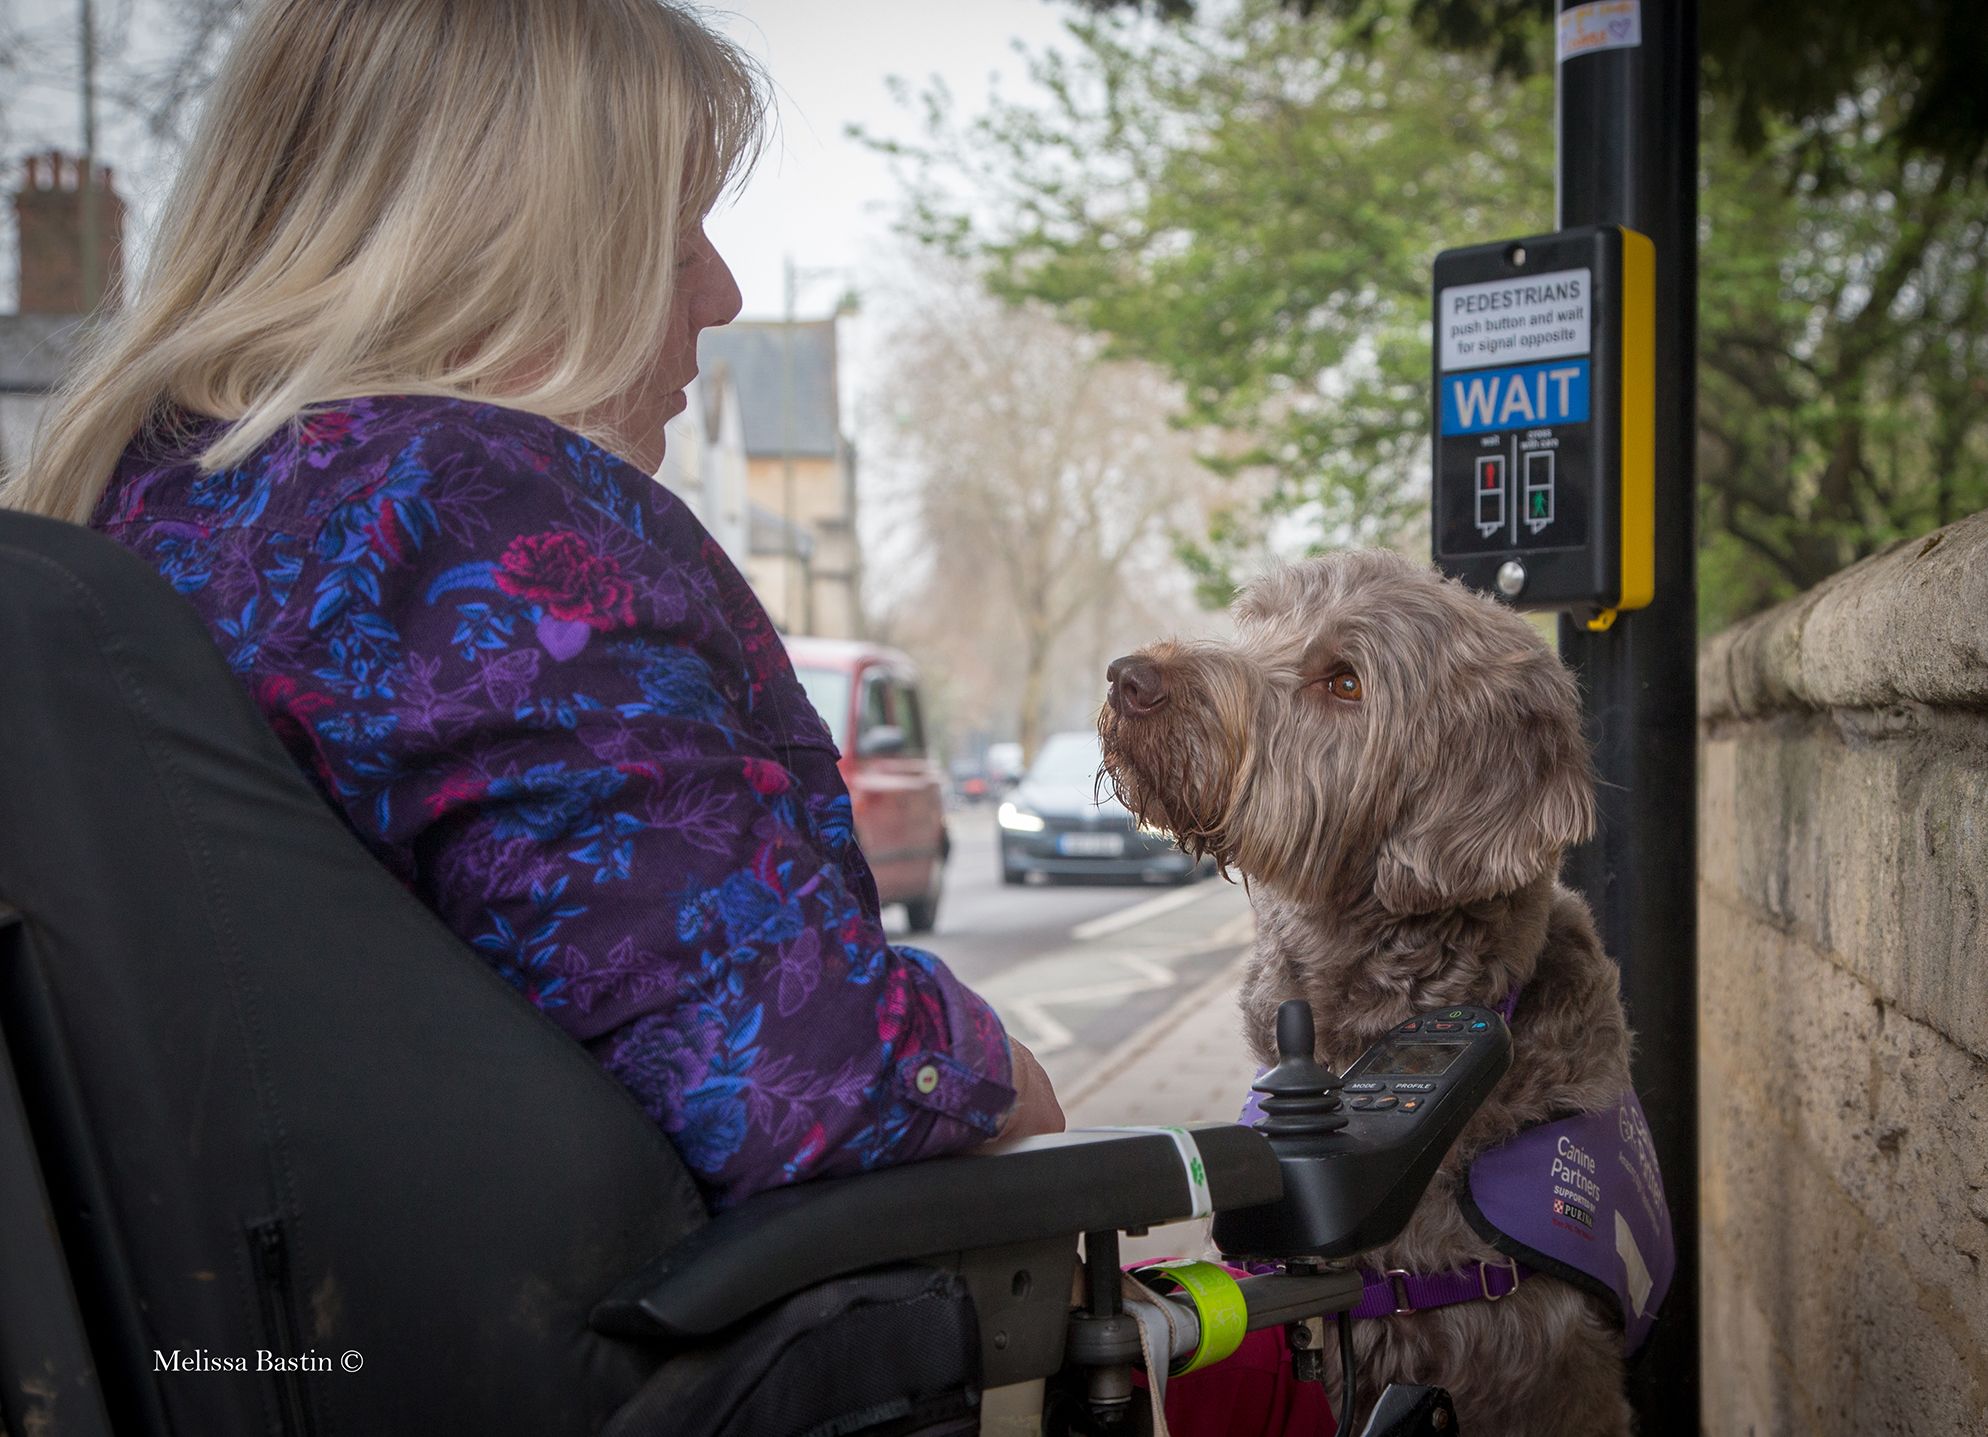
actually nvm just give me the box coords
[1250,1000,1348,1138]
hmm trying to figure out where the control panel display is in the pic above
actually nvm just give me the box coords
[1364,1039,1468,1078]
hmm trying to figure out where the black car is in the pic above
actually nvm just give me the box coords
[996,731,1206,885]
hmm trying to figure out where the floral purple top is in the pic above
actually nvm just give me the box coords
[91,394,1015,1208]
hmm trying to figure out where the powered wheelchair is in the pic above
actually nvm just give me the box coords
[0,510,1480,1437]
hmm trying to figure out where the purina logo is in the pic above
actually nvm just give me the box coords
[1552,1198,1595,1230]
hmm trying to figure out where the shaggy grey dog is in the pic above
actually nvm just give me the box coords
[1098,550,1635,1436]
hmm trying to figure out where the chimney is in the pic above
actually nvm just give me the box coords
[14,150,126,315]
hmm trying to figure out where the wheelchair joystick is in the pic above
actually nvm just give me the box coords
[1251,1000,1348,1138]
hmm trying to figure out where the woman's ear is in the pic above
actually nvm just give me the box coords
[1372,654,1596,915]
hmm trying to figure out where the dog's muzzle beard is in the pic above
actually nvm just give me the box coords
[1096,701,1245,871]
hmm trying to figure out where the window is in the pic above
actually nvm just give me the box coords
[792,665,851,748]
[858,671,891,740]
[893,681,927,757]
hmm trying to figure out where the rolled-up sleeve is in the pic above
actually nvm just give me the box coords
[260,420,1015,1209]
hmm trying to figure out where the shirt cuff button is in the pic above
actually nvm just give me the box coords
[915,1064,940,1095]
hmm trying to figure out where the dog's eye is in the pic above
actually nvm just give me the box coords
[1316,668,1362,702]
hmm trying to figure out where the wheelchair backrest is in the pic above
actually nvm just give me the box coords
[0,510,704,1437]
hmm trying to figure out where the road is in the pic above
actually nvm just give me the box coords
[882,808,1256,1093]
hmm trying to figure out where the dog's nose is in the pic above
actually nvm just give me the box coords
[1107,654,1167,716]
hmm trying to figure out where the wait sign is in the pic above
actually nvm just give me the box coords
[1430,226,1654,625]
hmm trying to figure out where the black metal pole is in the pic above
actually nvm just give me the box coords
[1554,2,1700,1431]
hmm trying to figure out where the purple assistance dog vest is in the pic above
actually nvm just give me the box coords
[1237,1080,1675,1353]
[1459,1091,1675,1353]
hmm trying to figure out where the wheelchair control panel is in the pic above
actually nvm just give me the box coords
[1211,999,1513,1260]
[1057,998,1512,1436]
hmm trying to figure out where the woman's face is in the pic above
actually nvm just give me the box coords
[596,224,742,473]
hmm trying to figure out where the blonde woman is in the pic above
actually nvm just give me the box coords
[9,0,1061,1209]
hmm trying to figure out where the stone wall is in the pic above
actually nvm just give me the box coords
[1697,512,1988,1435]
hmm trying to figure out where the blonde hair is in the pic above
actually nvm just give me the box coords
[9,0,764,524]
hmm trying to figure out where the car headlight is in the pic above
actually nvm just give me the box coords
[998,801,1046,833]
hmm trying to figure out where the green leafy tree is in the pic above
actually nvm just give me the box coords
[1080,0,1988,181]
[1697,103,1988,625]
[868,4,1554,603]
[874,0,1988,627]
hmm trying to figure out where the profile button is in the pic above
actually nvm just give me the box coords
[1391,1081,1436,1094]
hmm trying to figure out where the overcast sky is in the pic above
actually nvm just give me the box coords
[5,0,1074,314]
[706,1,1071,319]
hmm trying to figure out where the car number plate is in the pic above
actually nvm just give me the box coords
[1058,832,1125,858]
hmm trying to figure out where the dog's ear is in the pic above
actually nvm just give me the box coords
[1372,651,1596,915]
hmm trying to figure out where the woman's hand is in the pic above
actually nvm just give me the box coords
[996,1037,1066,1141]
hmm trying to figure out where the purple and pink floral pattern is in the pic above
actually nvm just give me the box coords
[92,395,1015,1209]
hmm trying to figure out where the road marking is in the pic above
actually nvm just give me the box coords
[997,951,1180,1054]
[1059,954,1254,1112]
[1208,911,1255,948]
[1069,880,1229,942]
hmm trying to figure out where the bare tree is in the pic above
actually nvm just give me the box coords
[873,282,1215,763]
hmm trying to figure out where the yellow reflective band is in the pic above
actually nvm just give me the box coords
[1616,226,1656,612]
[1137,1259,1249,1375]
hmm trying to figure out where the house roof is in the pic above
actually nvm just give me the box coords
[698,320,841,459]
[0,313,85,394]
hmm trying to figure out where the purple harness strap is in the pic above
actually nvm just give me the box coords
[1349,1256,1528,1317]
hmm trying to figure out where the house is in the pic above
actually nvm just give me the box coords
[652,358,815,623]
[0,153,124,482]
[698,319,863,639]
[656,363,752,562]
[0,313,83,482]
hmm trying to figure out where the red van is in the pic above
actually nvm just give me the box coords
[785,637,950,933]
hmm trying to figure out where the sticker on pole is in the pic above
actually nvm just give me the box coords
[1558,0,1642,63]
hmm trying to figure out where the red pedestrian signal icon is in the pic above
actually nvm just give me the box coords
[1474,456,1507,537]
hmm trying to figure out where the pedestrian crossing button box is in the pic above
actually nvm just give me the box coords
[1431,225,1654,626]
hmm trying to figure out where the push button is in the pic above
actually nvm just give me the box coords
[1399,1098,1424,1113]
[1469,1020,1489,1032]
[1391,1081,1436,1094]
[1398,1020,1421,1033]
[1348,1096,1375,1111]
[1366,1096,1398,1111]
[915,1064,940,1095]
[1345,1081,1386,1094]
[1429,1021,1464,1033]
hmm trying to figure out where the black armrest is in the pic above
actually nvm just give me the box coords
[592,1124,1278,1341]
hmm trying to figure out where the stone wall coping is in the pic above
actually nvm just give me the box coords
[1700,509,1988,720]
